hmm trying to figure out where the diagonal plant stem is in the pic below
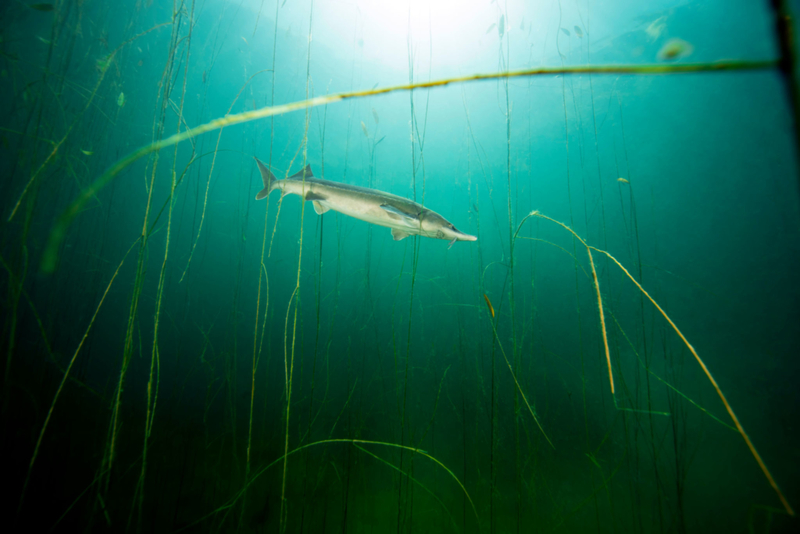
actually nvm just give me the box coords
[42,59,775,272]
[517,209,794,517]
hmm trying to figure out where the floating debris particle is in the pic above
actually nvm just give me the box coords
[561,27,570,37]
[485,23,496,35]
[117,91,125,107]
[646,16,666,41]
[361,121,369,138]
[372,108,379,124]
[574,25,583,38]
[657,38,693,61]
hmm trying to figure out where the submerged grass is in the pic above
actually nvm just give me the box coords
[517,210,794,517]
[2,3,796,532]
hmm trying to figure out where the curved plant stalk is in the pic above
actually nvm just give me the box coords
[42,59,775,272]
[18,238,139,515]
[180,438,478,532]
[482,294,555,449]
[517,210,794,517]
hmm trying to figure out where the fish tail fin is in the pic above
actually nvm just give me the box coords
[254,157,277,200]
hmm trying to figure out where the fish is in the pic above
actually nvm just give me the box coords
[360,121,369,138]
[574,25,583,37]
[561,27,570,37]
[498,15,505,38]
[254,158,477,247]
[485,23,496,35]
[372,108,379,124]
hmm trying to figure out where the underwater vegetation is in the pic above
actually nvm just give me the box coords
[1,0,799,533]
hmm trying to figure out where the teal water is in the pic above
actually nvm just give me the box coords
[1,1,799,532]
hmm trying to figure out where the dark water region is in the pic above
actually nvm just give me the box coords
[1,0,799,532]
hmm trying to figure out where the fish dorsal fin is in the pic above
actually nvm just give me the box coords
[289,164,314,180]
[381,204,418,222]
[391,228,411,241]
[312,200,329,215]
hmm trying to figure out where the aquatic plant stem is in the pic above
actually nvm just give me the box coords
[41,59,775,272]
[280,6,314,530]
[483,295,554,449]
[519,210,794,516]
[17,238,139,516]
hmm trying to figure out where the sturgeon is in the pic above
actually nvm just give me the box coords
[254,157,477,246]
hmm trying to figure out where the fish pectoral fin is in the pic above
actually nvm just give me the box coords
[304,191,325,201]
[312,200,329,215]
[381,204,417,223]
[448,238,457,249]
[391,228,411,241]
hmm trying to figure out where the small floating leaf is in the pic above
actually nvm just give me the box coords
[81,149,93,156]
[117,91,125,107]
[485,23,496,35]
[574,25,583,38]
[561,27,570,37]
[360,121,369,138]
[29,3,54,11]
[36,36,52,45]
[372,108,379,124]
[498,15,505,38]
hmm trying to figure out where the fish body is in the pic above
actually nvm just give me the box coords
[254,158,477,246]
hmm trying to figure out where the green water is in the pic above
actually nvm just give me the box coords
[1,1,798,532]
